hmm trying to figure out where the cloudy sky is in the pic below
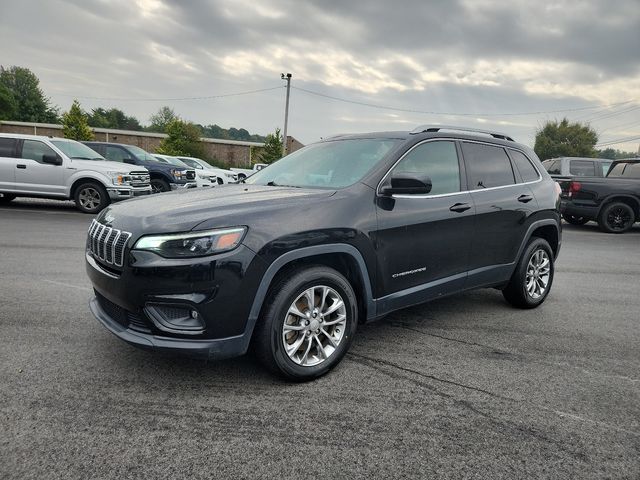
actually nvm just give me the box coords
[1,0,639,151]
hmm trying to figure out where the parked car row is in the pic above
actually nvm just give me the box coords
[0,133,248,213]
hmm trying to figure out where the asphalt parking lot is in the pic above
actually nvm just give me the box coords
[1,199,639,479]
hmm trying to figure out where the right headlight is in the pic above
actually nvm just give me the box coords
[133,227,247,258]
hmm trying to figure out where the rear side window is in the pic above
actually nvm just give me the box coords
[0,138,17,158]
[104,146,128,162]
[462,142,515,189]
[569,160,596,176]
[510,150,540,182]
[392,140,460,195]
[20,140,58,163]
[544,160,561,175]
[608,162,640,178]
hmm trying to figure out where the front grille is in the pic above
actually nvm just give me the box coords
[87,219,132,267]
[186,170,196,180]
[129,170,150,187]
[95,291,152,333]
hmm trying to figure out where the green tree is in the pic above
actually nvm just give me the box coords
[62,100,94,141]
[0,83,17,120]
[156,119,203,158]
[595,147,637,160]
[534,118,598,160]
[88,107,142,131]
[256,128,284,164]
[148,106,178,132]
[0,66,59,122]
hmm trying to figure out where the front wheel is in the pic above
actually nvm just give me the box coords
[253,266,358,381]
[562,214,589,225]
[502,237,554,309]
[151,178,170,194]
[598,202,635,233]
[74,182,109,214]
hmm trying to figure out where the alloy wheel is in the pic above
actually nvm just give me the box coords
[525,249,551,300]
[281,285,347,367]
[78,187,101,211]
[606,207,633,231]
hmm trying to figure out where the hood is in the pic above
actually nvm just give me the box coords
[70,158,147,174]
[100,184,336,235]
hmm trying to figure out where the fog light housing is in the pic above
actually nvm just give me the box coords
[144,304,205,335]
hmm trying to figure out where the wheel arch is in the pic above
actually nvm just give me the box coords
[244,245,375,350]
[597,195,640,219]
[69,175,108,199]
[517,219,561,261]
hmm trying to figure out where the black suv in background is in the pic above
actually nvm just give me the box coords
[83,141,196,193]
[86,126,561,380]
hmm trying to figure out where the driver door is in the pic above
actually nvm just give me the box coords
[14,139,65,195]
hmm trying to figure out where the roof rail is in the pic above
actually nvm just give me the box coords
[411,125,515,142]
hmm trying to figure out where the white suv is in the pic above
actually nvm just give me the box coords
[0,134,151,213]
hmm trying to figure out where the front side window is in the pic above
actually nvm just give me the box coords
[20,140,58,163]
[104,146,128,162]
[601,161,612,176]
[569,160,596,176]
[126,145,159,163]
[510,150,540,183]
[51,140,104,160]
[462,142,515,189]
[392,141,460,195]
[246,138,400,189]
[0,138,17,158]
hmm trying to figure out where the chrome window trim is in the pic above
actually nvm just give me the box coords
[376,137,542,200]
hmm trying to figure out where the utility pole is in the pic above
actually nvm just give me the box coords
[281,73,292,155]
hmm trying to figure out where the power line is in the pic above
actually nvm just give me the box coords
[291,86,636,117]
[598,118,640,134]
[55,86,283,102]
[581,104,640,123]
[596,135,640,147]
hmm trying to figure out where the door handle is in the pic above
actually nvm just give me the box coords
[17,164,26,169]
[518,194,533,203]
[450,202,471,213]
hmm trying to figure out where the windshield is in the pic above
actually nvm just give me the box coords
[162,156,191,168]
[51,140,104,160]
[246,138,400,188]
[127,145,161,163]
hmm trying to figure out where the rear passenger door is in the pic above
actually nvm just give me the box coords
[14,139,65,195]
[0,137,18,191]
[461,142,537,286]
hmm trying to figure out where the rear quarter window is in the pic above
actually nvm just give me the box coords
[510,150,540,182]
[0,138,17,158]
[544,160,561,175]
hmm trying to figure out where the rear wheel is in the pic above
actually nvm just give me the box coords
[0,193,16,203]
[151,178,170,194]
[597,202,635,233]
[502,237,554,309]
[562,214,589,225]
[74,182,109,214]
[254,266,358,381]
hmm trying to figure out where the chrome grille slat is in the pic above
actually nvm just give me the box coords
[87,220,131,268]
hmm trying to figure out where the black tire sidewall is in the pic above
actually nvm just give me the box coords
[598,202,635,234]
[562,214,589,225]
[74,182,109,214]
[506,238,554,308]
[151,179,170,193]
[263,267,357,381]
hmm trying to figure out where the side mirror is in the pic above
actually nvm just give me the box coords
[42,154,62,165]
[381,172,432,196]
[123,158,136,165]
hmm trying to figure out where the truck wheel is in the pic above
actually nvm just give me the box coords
[254,266,358,381]
[151,178,170,193]
[237,173,246,181]
[502,237,554,309]
[597,202,635,233]
[74,182,109,214]
[562,214,589,225]
[0,193,16,203]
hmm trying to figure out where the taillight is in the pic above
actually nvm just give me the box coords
[569,181,581,197]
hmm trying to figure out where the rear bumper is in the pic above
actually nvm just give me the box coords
[89,296,249,360]
[560,200,598,219]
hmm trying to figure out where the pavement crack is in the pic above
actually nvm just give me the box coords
[389,322,509,353]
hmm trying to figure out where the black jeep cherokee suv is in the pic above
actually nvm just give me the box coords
[86,126,561,380]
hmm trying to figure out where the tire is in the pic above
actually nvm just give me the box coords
[253,266,358,381]
[597,202,635,234]
[562,214,589,226]
[74,182,109,214]
[502,237,554,309]
[0,193,16,203]
[237,173,247,182]
[151,178,170,194]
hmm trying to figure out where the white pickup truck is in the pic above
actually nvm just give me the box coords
[230,163,268,181]
[0,133,151,213]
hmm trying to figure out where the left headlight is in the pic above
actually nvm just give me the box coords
[133,227,247,258]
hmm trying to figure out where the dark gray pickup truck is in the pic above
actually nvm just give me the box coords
[560,158,640,232]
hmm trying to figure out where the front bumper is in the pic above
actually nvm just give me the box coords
[89,296,248,359]
[170,182,197,190]
[107,186,152,201]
